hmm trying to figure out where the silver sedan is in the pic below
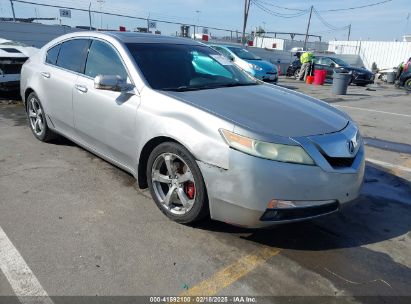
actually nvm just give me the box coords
[20,32,365,228]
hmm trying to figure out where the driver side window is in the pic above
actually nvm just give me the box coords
[320,58,333,66]
[85,40,128,80]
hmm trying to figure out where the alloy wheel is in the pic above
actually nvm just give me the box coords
[27,96,45,136]
[151,152,196,215]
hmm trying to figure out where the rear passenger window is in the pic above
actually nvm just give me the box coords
[46,44,60,65]
[85,40,128,79]
[56,39,90,73]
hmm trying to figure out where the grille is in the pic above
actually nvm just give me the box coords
[0,58,27,74]
[322,154,355,168]
[260,201,339,221]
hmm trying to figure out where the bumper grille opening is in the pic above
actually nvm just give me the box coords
[0,57,27,75]
[260,201,339,222]
[322,154,355,168]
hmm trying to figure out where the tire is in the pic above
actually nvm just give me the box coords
[26,92,57,142]
[404,78,411,91]
[146,142,209,224]
[294,69,300,80]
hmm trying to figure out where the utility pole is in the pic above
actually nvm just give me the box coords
[9,0,16,21]
[242,0,251,45]
[303,5,313,50]
[88,2,92,30]
[347,24,351,41]
[97,0,105,30]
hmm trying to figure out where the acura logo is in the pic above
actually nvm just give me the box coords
[347,140,356,154]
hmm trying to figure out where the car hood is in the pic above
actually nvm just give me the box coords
[247,59,277,71]
[340,66,372,74]
[164,84,348,138]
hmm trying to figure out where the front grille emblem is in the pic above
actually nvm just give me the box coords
[347,140,356,154]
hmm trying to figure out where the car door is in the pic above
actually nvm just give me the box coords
[72,39,140,170]
[41,39,90,138]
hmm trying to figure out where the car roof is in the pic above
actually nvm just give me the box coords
[53,31,202,46]
[102,31,200,45]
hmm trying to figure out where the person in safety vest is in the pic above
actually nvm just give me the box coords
[299,51,314,81]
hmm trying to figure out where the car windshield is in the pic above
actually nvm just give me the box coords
[227,47,261,60]
[332,57,349,66]
[126,43,259,91]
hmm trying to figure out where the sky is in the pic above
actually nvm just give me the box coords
[0,0,410,42]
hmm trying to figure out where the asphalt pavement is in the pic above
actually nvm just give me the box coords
[0,79,410,303]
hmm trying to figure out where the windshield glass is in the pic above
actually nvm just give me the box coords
[227,47,261,60]
[332,57,349,66]
[126,43,258,91]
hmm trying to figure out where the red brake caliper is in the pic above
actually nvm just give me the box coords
[184,182,195,200]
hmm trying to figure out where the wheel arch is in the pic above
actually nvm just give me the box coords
[24,87,35,108]
[137,136,181,189]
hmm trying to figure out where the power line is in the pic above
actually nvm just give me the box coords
[318,0,393,12]
[251,0,309,18]
[251,0,307,12]
[313,8,350,31]
[10,0,245,33]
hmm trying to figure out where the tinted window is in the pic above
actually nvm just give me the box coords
[319,57,332,66]
[227,47,261,60]
[213,46,233,59]
[85,40,128,79]
[127,43,257,91]
[46,44,60,65]
[56,39,90,73]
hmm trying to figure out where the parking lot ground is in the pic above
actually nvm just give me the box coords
[1,80,411,303]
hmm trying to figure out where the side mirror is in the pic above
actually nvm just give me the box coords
[229,55,235,61]
[94,75,131,92]
[330,62,336,68]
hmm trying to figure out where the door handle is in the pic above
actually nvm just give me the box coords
[75,84,88,93]
[41,72,50,78]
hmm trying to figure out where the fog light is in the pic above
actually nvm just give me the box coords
[267,199,296,209]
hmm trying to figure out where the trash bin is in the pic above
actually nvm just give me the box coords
[332,71,351,95]
[386,72,396,84]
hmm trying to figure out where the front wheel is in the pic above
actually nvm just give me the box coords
[147,142,209,224]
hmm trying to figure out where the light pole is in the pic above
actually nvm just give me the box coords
[97,0,105,30]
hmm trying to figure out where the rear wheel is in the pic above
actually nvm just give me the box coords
[404,78,411,91]
[147,142,208,224]
[26,92,56,142]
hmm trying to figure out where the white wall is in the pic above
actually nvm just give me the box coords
[0,21,85,47]
[329,40,411,70]
[253,36,329,52]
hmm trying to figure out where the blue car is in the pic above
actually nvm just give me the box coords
[210,44,278,83]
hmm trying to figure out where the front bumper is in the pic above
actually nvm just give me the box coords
[253,70,278,83]
[198,140,365,228]
[0,74,20,91]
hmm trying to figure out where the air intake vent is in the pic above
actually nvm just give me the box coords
[1,48,22,53]
[322,154,355,168]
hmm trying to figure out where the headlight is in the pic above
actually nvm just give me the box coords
[248,63,263,71]
[220,129,315,165]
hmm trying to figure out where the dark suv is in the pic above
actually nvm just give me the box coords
[286,56,374,86]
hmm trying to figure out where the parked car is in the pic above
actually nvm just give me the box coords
[0,38,38,92]
[210,44,278,83]
[286,56,374,86]
[21,32,364,228]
